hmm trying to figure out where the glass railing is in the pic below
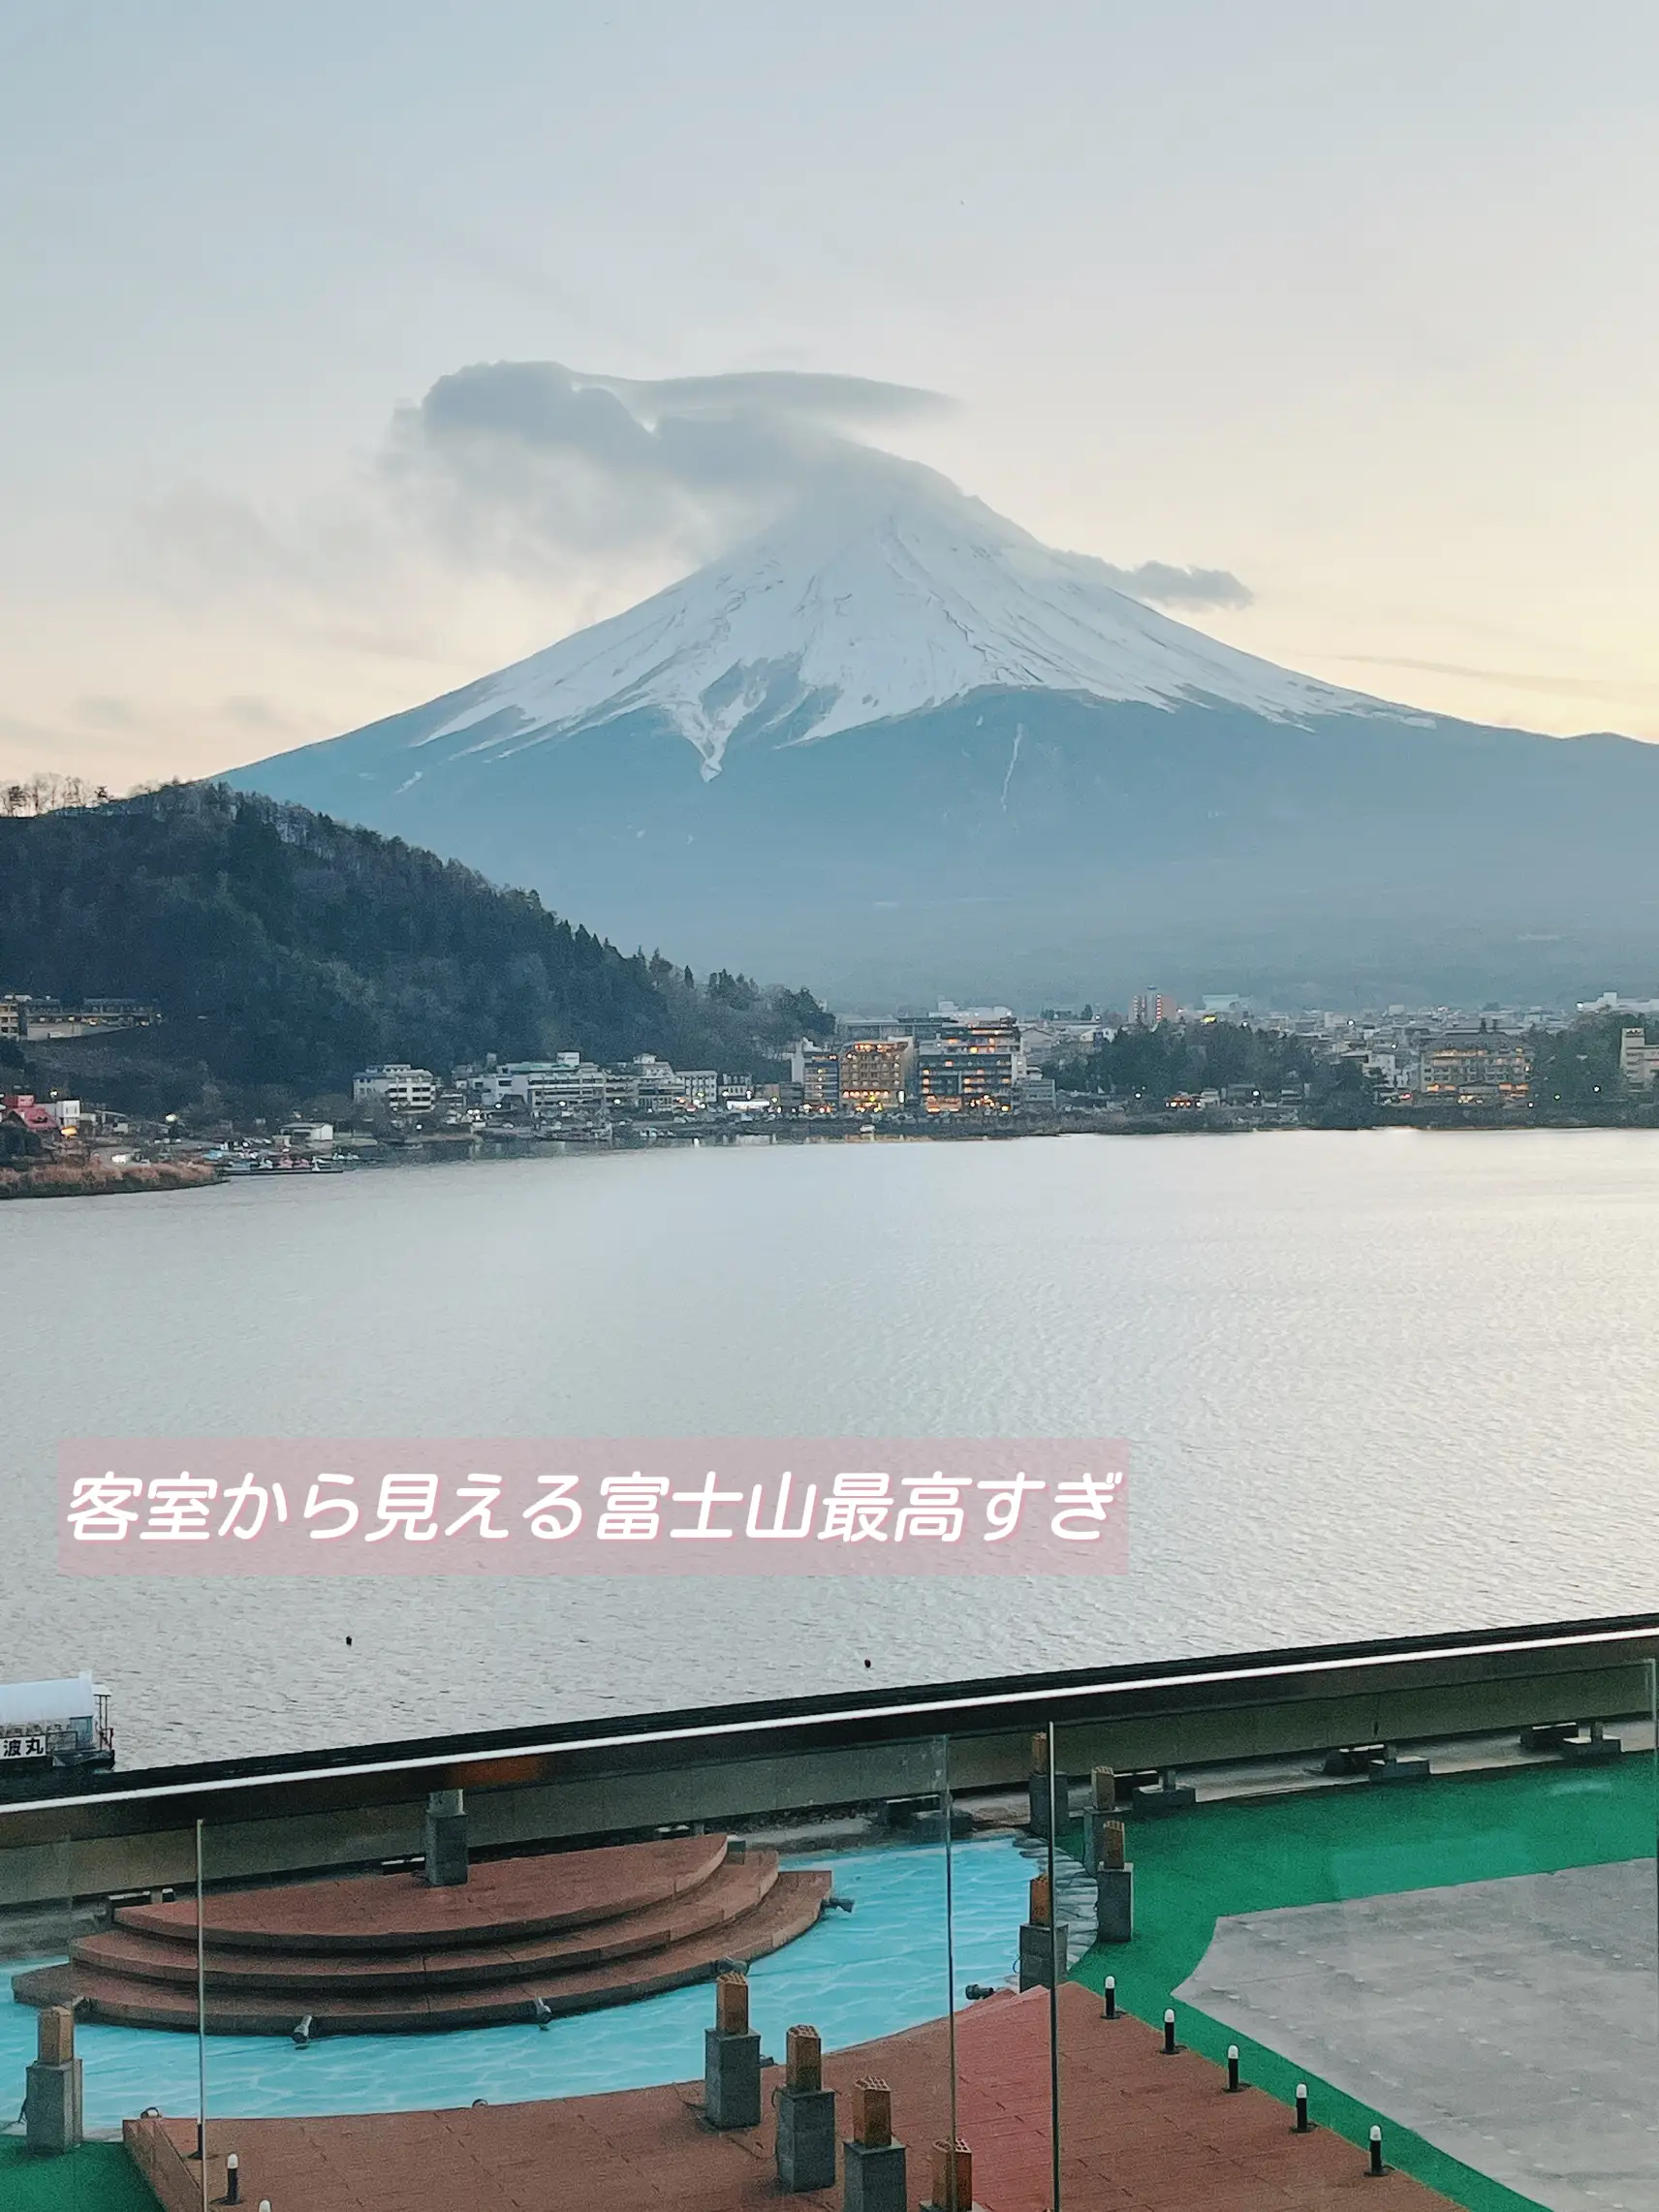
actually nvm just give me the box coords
[4,1617,1657,2212]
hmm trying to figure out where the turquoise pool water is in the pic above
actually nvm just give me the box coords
[2,1838,1037,2127]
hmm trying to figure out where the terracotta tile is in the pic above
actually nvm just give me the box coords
[128,1982,1464,2212]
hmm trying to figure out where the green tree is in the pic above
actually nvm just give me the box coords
[0,786,833,1114]
[1531,1013,1640,1114]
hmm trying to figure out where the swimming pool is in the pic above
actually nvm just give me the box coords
[3,1836,1054,2128]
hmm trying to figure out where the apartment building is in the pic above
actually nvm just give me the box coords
[839,1037,913,1113]
[916,1013,1020,1113]
[1619,1028,1659,1086]
[352,1063,438,1113]
[791,1044,842,1113]
[1418,1031,1532,1107]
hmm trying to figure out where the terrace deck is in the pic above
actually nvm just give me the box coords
[124,1981,1451,2212]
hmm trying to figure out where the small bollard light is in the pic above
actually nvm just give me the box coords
[225,2151,241,2204]
[1102,1975,1116,2020]
[1162,2008,1176,2055]
[1227,2045,1239,2093]
[1295,2083,1310,2134]
[1369,2124,1385,2176]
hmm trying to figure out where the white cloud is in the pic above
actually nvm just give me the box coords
[140,358,1250,638]
[1097,560,1253,612]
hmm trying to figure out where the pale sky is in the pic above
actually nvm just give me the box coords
[3,0,1658,791]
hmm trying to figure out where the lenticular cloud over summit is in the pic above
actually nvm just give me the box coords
[387,358,960,576]
[386,357,1253,616]
[358,356,1287,773]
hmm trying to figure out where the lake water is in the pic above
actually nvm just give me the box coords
[4,1130,1658,1768]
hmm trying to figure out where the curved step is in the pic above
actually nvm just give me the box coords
[112,1832,730,1953]
[71,1854,780,1993]
[22,1870,831,2034]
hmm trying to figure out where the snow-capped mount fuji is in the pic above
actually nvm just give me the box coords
[228,475,1659,1006]
[343,476,1388,782]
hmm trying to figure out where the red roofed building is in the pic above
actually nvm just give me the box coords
[2,1093,59,1142]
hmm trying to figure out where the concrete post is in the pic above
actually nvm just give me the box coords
[704,1972,761,2130]
[776,2023,836,2191]
[844,2079,905,2212]
[1017,1872,1068,1991]
[1094,1816,1134,1941]
[1079,1766,1117,1873]
[1025,1730,1052,1836]
[24,2006,83,2154]
[1096,1871,1134,1942]
[924,2139,973,2212]
[423,1789,468,1886]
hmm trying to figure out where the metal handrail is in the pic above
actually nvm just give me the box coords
[4,1606,1656,1840]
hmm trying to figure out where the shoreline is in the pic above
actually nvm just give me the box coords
[34,1115,1653,1195]
[406,1106,1659,1149]
[0,1161,221,1202]
[318,1110,1659,1174]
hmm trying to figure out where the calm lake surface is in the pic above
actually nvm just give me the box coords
[5,1131,1658,1767]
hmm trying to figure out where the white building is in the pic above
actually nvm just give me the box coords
[681,1070,719,1110]
[353,1064,437,1113]
[479,1055,610,1117]
[1362,1044,1419,1092]
[1619,1028,1659,1086]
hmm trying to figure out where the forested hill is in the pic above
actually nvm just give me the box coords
[0,784,831,1112]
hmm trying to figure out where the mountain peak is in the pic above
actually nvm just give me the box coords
[396,473,1389,781]
[222,471,1659,1012]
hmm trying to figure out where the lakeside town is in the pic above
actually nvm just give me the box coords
[6,983,1659,1186]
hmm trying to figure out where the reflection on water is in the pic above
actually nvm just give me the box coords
[4,1130,1658,1763]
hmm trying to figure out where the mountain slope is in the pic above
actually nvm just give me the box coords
[314,477,1390,779]
[225,475,1659,1006]
[0,786,829,1114]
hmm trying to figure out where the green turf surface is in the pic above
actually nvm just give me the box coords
[1067,1757,1656,2212]
[0,2137,156,2211]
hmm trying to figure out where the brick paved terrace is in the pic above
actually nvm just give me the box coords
[125,1981,1454,2212]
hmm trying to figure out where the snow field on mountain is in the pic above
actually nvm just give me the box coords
[416,479,1389,774]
